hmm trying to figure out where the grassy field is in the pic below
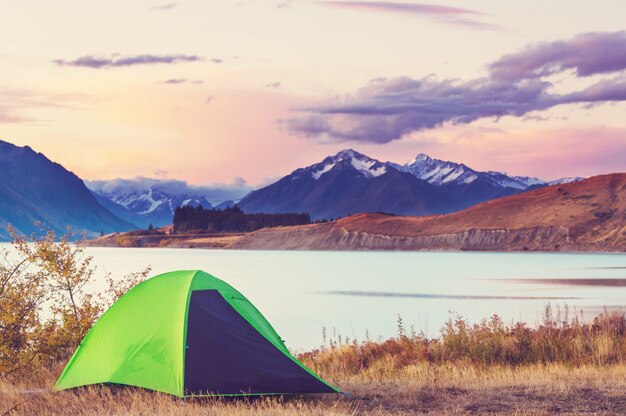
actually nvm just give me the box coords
[2,361,626,415]
[3,308,626,415]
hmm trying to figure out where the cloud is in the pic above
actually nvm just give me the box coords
[0,88,83,124]
[54,54,201,68]
[317,1,503,30]
[158,78,204,85]
[159,78,186,84]
[320,1,481,16]
[286,31,626,143]
[0,109,25,123]
[489,31,626,81]
[150,3,177,10]
[265,81,282,88]
[86,177,253,205]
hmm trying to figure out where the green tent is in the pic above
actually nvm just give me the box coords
[55,270,339,397]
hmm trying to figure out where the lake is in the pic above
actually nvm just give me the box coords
[6,244,626,351]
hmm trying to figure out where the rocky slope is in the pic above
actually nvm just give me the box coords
[229,173,626,252]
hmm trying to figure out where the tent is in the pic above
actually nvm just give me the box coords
[55,270,339,397]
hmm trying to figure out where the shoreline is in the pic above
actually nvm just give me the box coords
[81,232,626,254]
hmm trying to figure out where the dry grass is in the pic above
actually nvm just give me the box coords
[85,233,246,248]
[164,234,243,248]
[5,310,626,415]
[3,363,626,415]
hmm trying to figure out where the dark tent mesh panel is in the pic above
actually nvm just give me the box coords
[184,290,336,395]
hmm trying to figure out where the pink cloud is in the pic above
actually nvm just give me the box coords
[287,31,626,144]
[320,1,482,16]
[316,1,502,30]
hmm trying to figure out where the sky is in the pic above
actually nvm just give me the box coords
[1,0,625,190]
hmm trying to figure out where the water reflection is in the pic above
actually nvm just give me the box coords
[507,278,626,287]
[321,290,579,300]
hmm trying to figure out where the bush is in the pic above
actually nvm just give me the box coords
[300,306,626,377]
[0,226,150,379]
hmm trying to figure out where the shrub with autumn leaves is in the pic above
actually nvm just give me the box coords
[0,226,149,379]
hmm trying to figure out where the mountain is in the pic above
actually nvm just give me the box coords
[238,149,457,219]
[86,183,213,228]
[547,177,584,186]
[389,153,546,189]
[213,200,239,210]
[229,173,626,252]
[238,149,581,220]
[388,153,581,210]
[0,140,136,240]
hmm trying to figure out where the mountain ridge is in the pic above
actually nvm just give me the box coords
[0,140,136,240]
[238,149,458,219]
[229,173,626,252]
[239,148,582,219]
[0,139,591,240]
[88,185,213,228]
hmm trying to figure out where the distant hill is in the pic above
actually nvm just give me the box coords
[0,140,136,240]
[229,173,626,252]
[239,149,582,220]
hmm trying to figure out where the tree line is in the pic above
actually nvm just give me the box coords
[173,205,312,233]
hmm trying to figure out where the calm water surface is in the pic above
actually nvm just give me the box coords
[8,244,626,351]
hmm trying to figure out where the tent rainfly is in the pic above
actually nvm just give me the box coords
[55,270,339,397]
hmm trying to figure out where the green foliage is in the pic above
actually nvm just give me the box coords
[0,226,150,379]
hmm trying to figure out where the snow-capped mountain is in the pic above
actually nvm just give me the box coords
[239,149,457,219]
[547,177,584,186]
[389,154,478,186]
[86,150,587,226]
[240,149,586,220]
[88,185,212,228]
[390,153,545,190]
[299,149,388,180]
[386,153,584,210]
[510,175,546,189]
